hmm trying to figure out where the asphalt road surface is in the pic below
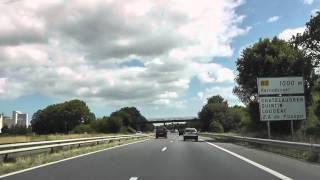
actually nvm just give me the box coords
[2,133,320,180]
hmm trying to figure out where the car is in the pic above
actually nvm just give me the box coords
[178,129,184,136]
[135,131,142,134]
[183,128,198,141]
[155,127,167,138]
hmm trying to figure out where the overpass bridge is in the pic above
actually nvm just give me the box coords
[138,116,199,125]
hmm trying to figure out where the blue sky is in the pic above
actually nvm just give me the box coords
[0,0,319,120]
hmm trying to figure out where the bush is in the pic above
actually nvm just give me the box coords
[1,125,9,134]
[209,121,224,133]
[105,116,123,133]
[90,119,108,133]
[1,125,31,135]
[315,102,320,117]
[73,124,94,133]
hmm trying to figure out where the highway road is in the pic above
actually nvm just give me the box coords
[2,133,320,180]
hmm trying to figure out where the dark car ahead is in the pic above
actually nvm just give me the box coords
[178,129,184,136]
[155,127,167,138]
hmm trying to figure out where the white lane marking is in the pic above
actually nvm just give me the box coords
[129,177,138,180]
[203,140,292,180]
[162,147,167,151]
[0,139,150,179]
[170,140,173,143]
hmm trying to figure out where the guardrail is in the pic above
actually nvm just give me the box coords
[0,134,150,161]
[0,135,141,150]
[200,133,320,153]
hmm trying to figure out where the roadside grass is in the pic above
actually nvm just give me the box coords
[0,133,125,144]
[201,133,319,163]
[233,141,319,162]
[213,131,320,145]
[0,136,149,176]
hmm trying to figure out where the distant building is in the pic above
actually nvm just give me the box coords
[0,111,28,133]
[3,116,13,127]
[12,111,28,127]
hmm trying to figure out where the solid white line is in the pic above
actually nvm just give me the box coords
[203,140,292,180]
[129,177,138,180]
[162,147,167,151]
[0,139,150,179]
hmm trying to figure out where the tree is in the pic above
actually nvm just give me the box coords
[312,79,320,118]
[234,37,314,132]
[110,111,132,127]
[105,116,123,133]
[90,118,108,133]
[1,125,9,134]
[110,107,153,131]
[209,120,224,133]
[207,96,226,104]
[224,106,243,132]
[293,11,320,68]
[198,95,228,131]
[31,99,95,134]
[234,37,314,105]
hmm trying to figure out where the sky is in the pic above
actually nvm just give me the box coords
[0,0,319,119]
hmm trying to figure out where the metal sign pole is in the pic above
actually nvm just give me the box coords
[267,121,271,139]
[291,120,294,140]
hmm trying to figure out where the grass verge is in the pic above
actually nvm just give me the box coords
[201,133,319,163]
[0,136,149,176]
[233,141,319,162]
[0,133,125,144]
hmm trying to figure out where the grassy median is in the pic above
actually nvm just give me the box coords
[0,136,149,176]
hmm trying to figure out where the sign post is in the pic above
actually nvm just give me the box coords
[257,77,305,140]
[291,120,294,140]
[267,121,271,139]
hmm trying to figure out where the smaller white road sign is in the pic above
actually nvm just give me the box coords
[259,96,306,121]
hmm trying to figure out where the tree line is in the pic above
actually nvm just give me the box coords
[1,99,153,135]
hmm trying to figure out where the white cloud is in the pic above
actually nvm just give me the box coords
[197,92,204,99]
[198,86,243,106]
[158,91,178,99]
[192,63,235,84]
[278,27,306,41]
[0,0,248,109]
[267,16,280,23]
[311,9,319,16]
[304,0,314,5]
[152,99,170,105]
[0,78,6,94]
